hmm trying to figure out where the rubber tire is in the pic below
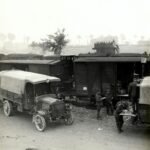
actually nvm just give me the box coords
[3,100,13,117]
[65,112,74,125]
[34,114,46,132]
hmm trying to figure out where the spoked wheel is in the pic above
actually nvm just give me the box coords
[65,112,74,125]
[3,100,13,117]
[34,114,46,132]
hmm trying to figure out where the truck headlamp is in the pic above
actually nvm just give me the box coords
[65,103,72,110]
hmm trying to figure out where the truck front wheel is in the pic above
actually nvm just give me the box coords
[33,114,46,132]
[64,112,74,125]
[3,100,13,116]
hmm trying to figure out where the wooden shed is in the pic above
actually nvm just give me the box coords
[0,56,75,92]
[74,54,150,98]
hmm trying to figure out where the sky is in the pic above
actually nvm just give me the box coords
[0,0,150,45]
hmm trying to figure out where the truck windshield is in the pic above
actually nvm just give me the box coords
[35,82,51,96]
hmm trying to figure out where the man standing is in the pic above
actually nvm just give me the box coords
[105,88,114,115]
[115,101,129,133]
[95,90,103,120]
[128,74,139,114]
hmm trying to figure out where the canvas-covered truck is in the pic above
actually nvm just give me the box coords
[0,70,73,131]
[138,77,150,123]
[120,77,150,125]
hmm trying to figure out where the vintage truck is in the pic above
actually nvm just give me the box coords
[0,70,73,131]
[138,76,150,123]
[120,77,150,124]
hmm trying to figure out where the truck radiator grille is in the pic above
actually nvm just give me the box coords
[51,102,65,118]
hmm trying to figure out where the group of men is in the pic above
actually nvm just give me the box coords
[94,74,139,133]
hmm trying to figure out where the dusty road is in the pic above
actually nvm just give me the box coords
[0,105,150,150]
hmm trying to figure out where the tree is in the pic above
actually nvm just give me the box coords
[30,29,69,55]
[93,40,119,56]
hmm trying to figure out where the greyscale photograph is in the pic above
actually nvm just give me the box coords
[0,0,150,150]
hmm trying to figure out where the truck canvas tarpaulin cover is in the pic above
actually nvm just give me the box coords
[140,77,150,105]
[139,77,150,123]
[0,70,60,95]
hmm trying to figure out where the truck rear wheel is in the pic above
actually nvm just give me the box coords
[3,100,13,116]
[34,114,46,132]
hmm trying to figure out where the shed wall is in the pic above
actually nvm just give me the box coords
[75,62,116,96]
[75,63,88,95]
[0,64,12,71]
[29,64,49,75]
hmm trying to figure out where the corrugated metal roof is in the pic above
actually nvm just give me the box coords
[74,56,149,62]
[0,59,60,65]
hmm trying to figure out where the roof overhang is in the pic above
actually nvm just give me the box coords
[74,57,149,63]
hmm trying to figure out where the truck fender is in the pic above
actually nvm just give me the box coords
[32,111,46,123]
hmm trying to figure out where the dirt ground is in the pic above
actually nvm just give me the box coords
[0,105,150,150]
